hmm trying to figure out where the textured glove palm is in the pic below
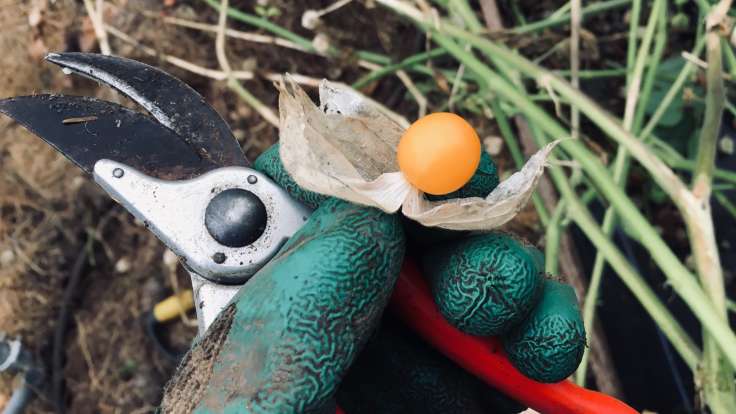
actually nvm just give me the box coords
[160,144,585,414]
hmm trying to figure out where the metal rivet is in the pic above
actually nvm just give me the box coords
[112,168,124,178]
[247,175,258,184]
[212,252,227,264]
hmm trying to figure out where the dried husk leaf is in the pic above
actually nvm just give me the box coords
[401,142,559,230]
[278,76,411,211]
[277,76,557,230]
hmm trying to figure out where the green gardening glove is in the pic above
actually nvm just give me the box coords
[159,144,585,414]
[337,315,527,414]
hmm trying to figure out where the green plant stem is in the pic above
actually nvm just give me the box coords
[550,2,573,20]
[648,135,736,185]
[694,38,725,193]
[425,28,702,367]
[725,99,736,117]
[527,124,702,369]
[436,17,701,220]
[227,78,278,126]
[713,183,736,191]
[376,0,736,367]
[544,200,566,275]
[632,3,667,133]
[669,156,736,186]
[570,0,581,139]
[453,0,547,223]
[715,191,736,221]
[640,37,706,139]
[550,163,702,369]
[511,0,632,34]
[722,38,736,77]
[624,0,642,89]
[352,48,448,89]
[577,0,664,385]
[449,0,484,32]
[694,0,713,13]
[452,0,518,88]
[691,14,736,411]
[509,1,527,25]
[555,68,629,78]
[478,42,736,365]
[488,99,523,163]
[486,98,550,226]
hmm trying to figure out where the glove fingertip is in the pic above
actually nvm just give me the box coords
[503,279,586,383]
[423,232,544,337]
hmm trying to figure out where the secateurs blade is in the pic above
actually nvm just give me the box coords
[0,52,311,333]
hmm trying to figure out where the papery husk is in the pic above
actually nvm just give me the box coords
[277,76,558,230]
[401,142,558,230]
[278,76,411,212]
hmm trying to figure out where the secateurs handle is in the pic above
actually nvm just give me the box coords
[389,259,637,414]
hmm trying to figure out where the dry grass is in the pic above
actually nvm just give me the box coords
[1,3,81,412]
[0,2,196,412]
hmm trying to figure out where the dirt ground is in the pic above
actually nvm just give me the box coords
[0,1,627,413]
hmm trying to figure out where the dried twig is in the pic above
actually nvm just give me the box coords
[148,11,381,72]
[138,6,426,117]
[682,51,733,80]
[75,315,102,391]
[214,0,232,75]
[262,72,323,88]
[215,0,278,127]
[303,0,353,28]
[104,25,254,80]
[396,70,428,118]
[683,51,710,69]
[478,0,503,32]
[149,14,311,53]
[82,0,111,55]
[448,44,469,112]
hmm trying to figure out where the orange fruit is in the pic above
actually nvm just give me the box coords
[397,112,481,195]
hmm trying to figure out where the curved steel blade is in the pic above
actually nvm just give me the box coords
[45,52,248,167]
[0,95,216,179]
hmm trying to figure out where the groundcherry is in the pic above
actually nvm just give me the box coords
[397,112,481,195]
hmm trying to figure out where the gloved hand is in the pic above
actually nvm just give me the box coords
[337,316,527,414]
[160,144,586,414]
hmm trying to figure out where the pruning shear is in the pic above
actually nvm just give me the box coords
[0,52,310,335]
[0,53,635,414]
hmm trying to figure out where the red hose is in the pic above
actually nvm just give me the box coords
[388,259,637,414]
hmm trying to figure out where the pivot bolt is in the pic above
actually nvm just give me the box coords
[205,188,267,248]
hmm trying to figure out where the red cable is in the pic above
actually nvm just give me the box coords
[388,259,637,414]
